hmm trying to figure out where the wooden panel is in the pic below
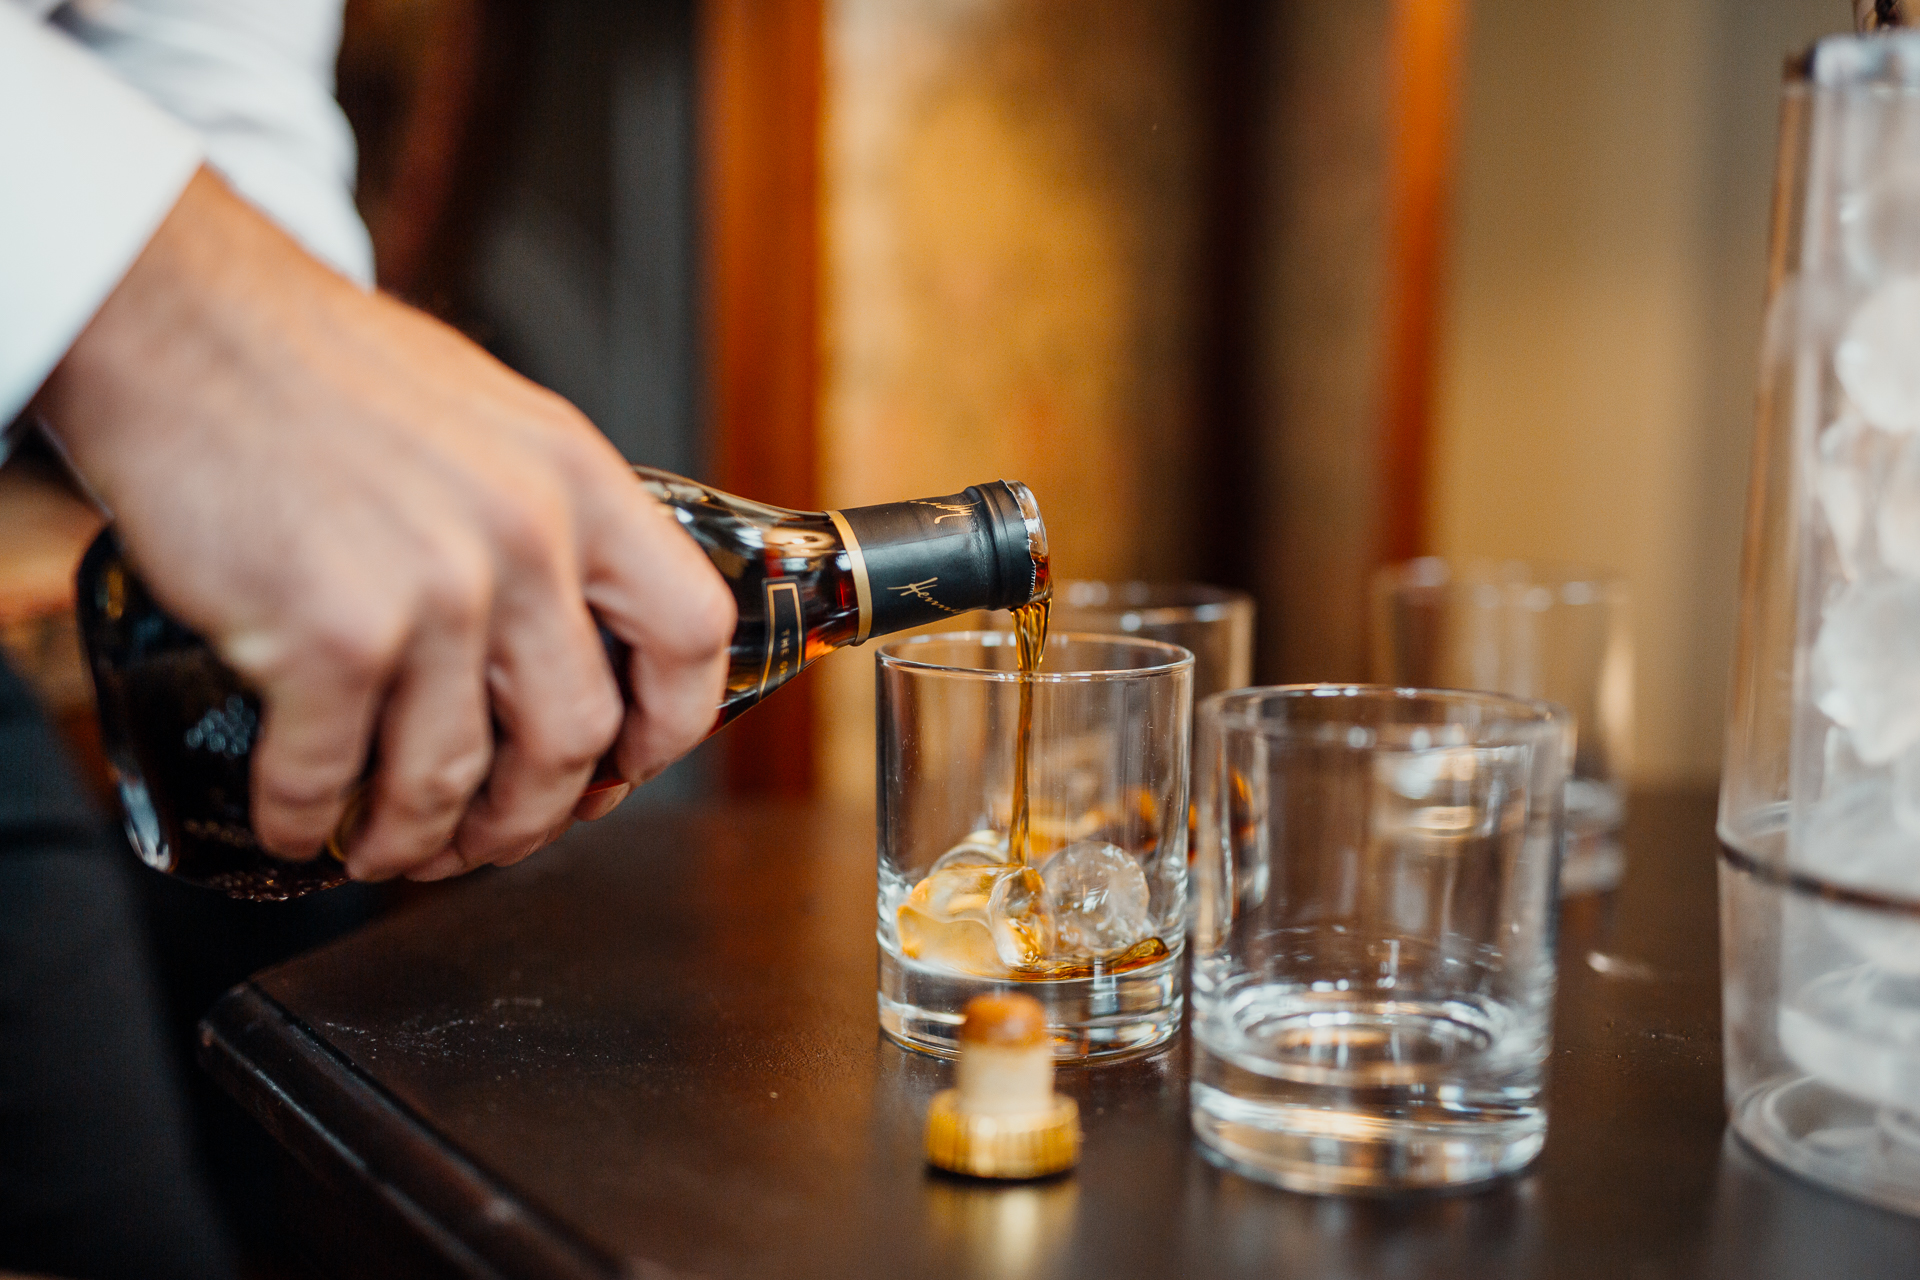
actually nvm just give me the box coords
[703,0,1462,790]
[1241,0,1393,686]
[1230,0,1468,685]
[339,0,484,300]
[700,0,825,795]
[814,0,1209,802]
[1377,0,1469,563]
[338,0,536,313]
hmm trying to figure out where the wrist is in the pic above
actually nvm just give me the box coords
[35,168,343,488]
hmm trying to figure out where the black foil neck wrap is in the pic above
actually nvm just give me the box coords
[835,481,1046,636]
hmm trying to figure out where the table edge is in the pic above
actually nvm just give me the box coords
[199,982,625,1280]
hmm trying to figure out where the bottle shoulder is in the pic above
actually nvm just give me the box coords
[633,466,812,526]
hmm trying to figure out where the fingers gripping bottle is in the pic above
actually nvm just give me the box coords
[77,469,1049,899]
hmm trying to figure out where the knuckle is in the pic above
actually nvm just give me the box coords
[350,819,453,876]
[254,766,355,814]
[692,578,737,648]
[392,746,490,820]
[612,737,661,787]
[305,608,408,683]
[657,576,735,664]
[651,722,705,768]
[257,836,323,864]
[484,489,567,573]
[544,403,617,470]
[423,848,476,880]
[493,833,552,868]
[521,689,623,774]
[583,693,626,754]
[419,547,492,630]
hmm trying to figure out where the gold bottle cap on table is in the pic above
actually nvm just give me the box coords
[924,994,1080,1179]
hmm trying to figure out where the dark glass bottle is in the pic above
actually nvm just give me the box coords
[76,468,1049,899]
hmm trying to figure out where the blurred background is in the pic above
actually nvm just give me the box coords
[2,0,1852,805]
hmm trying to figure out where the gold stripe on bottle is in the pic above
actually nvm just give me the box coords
[757,580,805,696]
[827,509,874,643]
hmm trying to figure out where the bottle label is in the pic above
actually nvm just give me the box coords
[758,577,805,697]
[835,488,1025,634]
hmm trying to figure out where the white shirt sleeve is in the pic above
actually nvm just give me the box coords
[53,0,374,288]
[0,2,202,425]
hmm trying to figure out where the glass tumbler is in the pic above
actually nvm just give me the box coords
[1373,558,1632,894]
[1050,581,1255,702]
[1721,31,1920,1217]
[1190,685,1570,1194]
[876,632,1193,1061]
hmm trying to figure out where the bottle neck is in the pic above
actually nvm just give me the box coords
[832,482,1048,640]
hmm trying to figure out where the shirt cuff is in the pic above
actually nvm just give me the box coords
[0,4,203,424]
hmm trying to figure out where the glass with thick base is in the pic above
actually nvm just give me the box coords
[1190,685,1570,1194]
[876,632,1193,1062]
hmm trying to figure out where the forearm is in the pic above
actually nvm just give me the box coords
[36,166,352,531]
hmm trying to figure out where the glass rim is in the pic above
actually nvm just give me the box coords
[1051,579,1254,626]
[876,629,1194,682]
[1198,683,1566,737]
[1373,555,1625,601]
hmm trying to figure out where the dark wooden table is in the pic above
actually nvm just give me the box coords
[201,790,1920,1279]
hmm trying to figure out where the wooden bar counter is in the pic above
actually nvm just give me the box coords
[199,791,1920,1279]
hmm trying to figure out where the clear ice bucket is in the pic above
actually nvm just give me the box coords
[1720,31,1920,1215]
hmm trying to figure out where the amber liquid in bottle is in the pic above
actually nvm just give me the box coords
[77,469,1048,899]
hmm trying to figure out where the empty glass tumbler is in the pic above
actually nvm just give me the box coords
[1190,685,1570,1193]
[1050,581,1254,702]
[876,632,1193,1061]
[1720,31,1920,1217]
[1373,558,1632,894]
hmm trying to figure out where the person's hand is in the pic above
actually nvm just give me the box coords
[35,168,735,882]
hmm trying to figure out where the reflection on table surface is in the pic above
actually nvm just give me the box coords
[199,790,1920,1280]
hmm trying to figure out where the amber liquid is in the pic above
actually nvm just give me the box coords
[1002,597,1170,981]
[893,603,1176,981]
[1006,936,1172,982]
[1007,596,1050,868]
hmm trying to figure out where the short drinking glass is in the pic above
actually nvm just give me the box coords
[1190,685,1570,1193]
[1373,558,1631,894]
[1050,581,1254,702]
[877,632,1193,1062]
